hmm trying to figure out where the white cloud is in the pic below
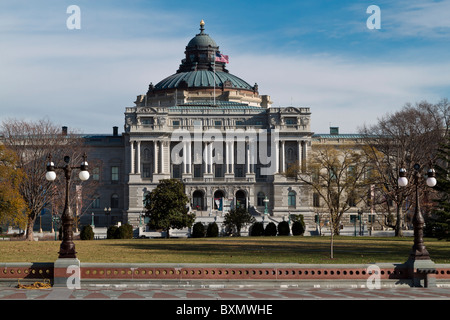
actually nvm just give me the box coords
[231,53,450,133]
[379,0,450,38]
[1,1,449,135]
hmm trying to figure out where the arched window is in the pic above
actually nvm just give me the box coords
[111,194,119,208]
[257,192,265,206]
[235,190,246,209]
[193,190,204,211]
[288,191,296,208]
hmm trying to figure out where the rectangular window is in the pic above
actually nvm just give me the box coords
[173,120,180,128]
[111,166,119,183]
[141,118,153,125]
[142,164,152,178]
[194,164,202,178]
[313,193,320,207]
[92,167,100,181]
[348,165,356,178]
[172,164,181,179]
[288,191,296,207]
[215,164,223,178]
[214,120,222,127]
[92,196,100,209]
[285,117,297,125]
[235,166,244,177]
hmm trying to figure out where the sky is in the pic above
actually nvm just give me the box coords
[1,0,450,134]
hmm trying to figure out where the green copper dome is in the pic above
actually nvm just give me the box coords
[187,19,218,48]
[154,70,253,90]
[148,21,256,94]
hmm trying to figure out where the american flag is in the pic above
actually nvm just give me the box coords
[215,52,229,63]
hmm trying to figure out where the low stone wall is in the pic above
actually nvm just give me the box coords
[1,262,450,288]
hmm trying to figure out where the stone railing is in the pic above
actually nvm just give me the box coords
[2,262,450,288]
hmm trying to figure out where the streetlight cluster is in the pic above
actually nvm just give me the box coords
[398,164,436,188]
[398,163,437,262]
[46,154,90,182]
[45,153,89,259]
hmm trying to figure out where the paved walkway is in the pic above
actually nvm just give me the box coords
[1,285,450,300]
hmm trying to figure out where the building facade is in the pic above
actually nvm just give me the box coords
[74,22,381,235]
[121,21,313,229]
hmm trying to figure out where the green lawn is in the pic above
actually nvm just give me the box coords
[1,236,449,264]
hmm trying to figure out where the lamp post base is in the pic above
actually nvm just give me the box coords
[405,257,436,288]
[53,258,81,288]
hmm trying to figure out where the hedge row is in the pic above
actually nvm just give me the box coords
[192,221,219,238]
[79,224,134,240]
[249,220,305,236]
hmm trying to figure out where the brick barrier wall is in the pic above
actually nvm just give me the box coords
[1,262,450,287]
[0,263,54,282]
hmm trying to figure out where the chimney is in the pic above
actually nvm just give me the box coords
[113,126,118,136]
[62,126,68,136]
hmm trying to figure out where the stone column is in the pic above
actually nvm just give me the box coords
[302,140,307,172]
[246,140,251,174]
[187,141,192,174]
[160,141,165,174]
[136,141,141,174]
[153,140,158,174]
[225,142,230,174]
[274,139,279,174]
[183,141,187,174]
[204,142,209,174]
[230,141,235,174]
[130,140,135,174]
[209,142,213,174]
[281,140,285,173]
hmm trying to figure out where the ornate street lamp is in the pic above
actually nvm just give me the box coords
[263,196,269,215]
[357,209,363,236]
[262,196,269,226]
[46,153,89,259]
[104,207,111,227]
[398,163,436,261]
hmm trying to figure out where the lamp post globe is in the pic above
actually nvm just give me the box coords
[79,170,90,181]
[45,170,57,181]
[426,168,437,187]
[398,168,408,187]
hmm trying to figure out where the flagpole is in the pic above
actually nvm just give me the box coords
[213,58,216,106]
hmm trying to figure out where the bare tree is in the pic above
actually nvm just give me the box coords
[301,144,373,235]
[298,144,372,259]
[1,118,97,240]
[359,99,449,236]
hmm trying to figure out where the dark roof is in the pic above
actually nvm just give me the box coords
[169,101,263,111]
[154,70,253,90]
[312,134,364,139]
